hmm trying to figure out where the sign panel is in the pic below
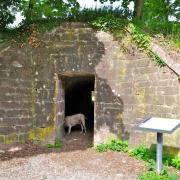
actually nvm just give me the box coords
[138,117,180,133]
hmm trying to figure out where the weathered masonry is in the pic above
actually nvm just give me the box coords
[0,23,179,154]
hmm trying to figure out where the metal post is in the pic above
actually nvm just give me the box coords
[157,132,163,173]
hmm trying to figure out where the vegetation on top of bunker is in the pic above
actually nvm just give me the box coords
[0,0,179,48]
[0,3,179,75]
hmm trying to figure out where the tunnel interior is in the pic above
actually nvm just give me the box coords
[62,74,95,134]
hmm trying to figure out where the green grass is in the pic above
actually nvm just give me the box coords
[96,139,128,153]
[46,142,62,149]
[129,144,180,170]
[96,140,180,170]
[138,171,178,180]
[170,156,180,170]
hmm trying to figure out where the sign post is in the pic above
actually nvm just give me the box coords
[137,117,180,174]
[157,132,163,173]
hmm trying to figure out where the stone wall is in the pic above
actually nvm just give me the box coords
[95,31,180,151]
[0,23,179,153]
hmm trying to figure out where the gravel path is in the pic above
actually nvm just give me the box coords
[0,149,146,180]
[1,131,178,180]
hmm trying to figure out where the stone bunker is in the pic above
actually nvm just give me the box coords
[0,23,179,154]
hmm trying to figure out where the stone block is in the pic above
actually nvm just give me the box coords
[0,102,20,109]
[58,46,77,54]
[157,87,179,95]
[60,32,78,41]
[121,95,133,105]
[49,34,61,42]
[5,133,18,144]
[79,33,93,41]
[0,135,5,143]
[129,130,147,148]
[5,109,30,118]
[154,96,165,105]
[0,70,10,78]
[0,86,16,94]
[18,133,29,143]
[164,96,176,106]
[0,126,14,135]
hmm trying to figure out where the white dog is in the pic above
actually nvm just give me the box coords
[64,113,86,135]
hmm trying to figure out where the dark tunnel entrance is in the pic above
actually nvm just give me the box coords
[60,73,95,151]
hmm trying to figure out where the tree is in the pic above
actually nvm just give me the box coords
[133,0,144,19]
[97,0,179,23]
[0,0,80,28]
[96,0,145,19]
[0,0,21,28]
[171,0,180,20]
[0,0,179,30]
[143,0,180,23]
[20,0,80,23]
[26,0,35,22]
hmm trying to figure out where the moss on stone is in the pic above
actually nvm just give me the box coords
[28,125,54,142]
[18,133,28,143]
[66,29,76,41]
[164,146,180,157]
[0,135,5,143]
[5,133,18,144]
[119,65,127,80]
[116,112,123,120]
[104,135,118,144]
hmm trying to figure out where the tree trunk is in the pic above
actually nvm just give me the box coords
[133,0,144,19]
[26,0,36,23]
[164,0,170,22]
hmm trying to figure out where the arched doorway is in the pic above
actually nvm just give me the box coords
[59,73,95,151]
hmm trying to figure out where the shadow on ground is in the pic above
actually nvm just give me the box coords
[0,129,93,161]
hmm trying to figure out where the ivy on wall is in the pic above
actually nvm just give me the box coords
[129,24,166,68]
[91,16,166,68]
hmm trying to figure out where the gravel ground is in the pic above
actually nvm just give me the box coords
[0,149,146,180]
[0,131,179,180]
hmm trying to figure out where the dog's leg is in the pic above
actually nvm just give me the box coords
[84,125,86,134]
[82,120,86,134]
[80,123,83,133]
[68,125,72,135]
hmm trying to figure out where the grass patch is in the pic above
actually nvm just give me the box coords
[129,144,156,162]
[46,142,62,149]
[138,171,178,180]
[96,140,179,179]
[96,139,128,153]
[169,156,180,170]
[129,144,180,170]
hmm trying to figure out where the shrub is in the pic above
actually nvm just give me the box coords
[138,171,177,180]
[108,139,128,152]
[96,139,128,153]
[129,144,155,162]
[171,156,180,170]
[96,143,108,152]
[129,144,180,170]
[91,14,127,32]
